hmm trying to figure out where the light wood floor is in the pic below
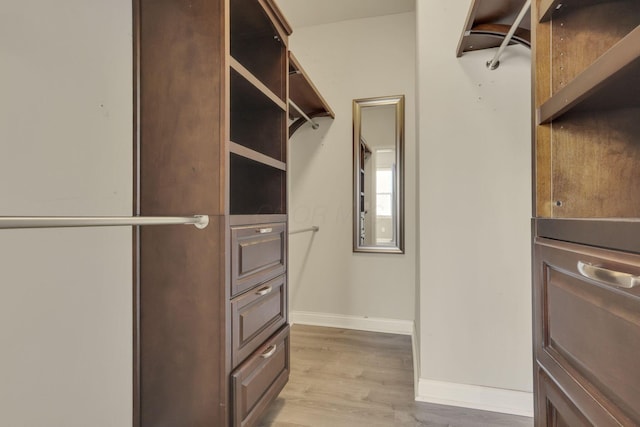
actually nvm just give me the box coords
[259,325,533,427]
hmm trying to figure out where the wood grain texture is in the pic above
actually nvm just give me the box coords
[550,1,640,96]
[139,217,226,427]
[532,0,553,217]
[533,239,640,425]
[288,52,335,121]
[259,325,533,427]
[551,108,640,218]
[139,0,225,216]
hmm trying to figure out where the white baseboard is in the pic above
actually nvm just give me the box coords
[290,310,413,335]
[416,378,533,418]
[411,323,420,397]
[290,311,531,418]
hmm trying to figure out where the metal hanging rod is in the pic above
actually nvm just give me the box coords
[486,0,531,70]
[289,225,319,235]
[289,100,319,130]
[0,215,210,230]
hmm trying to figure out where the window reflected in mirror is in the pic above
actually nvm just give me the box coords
[353,95,404,253]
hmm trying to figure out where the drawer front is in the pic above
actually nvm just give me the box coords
[231,325,290,427]
[536,366,591,427]
[534,238,640,425]
[232,275,287,367]
[231,222,286,296]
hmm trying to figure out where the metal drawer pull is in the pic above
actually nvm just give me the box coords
[257,227,273,234]
[260,344,277,359]
[577,261,640,289]
[255,285,273,296]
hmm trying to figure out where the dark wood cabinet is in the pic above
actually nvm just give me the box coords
[232,274,287,367]
[230,221,287,296]
[231,325,290,427]
[533,237,640,426]
[532,1,640,425]
[134,0,292,425]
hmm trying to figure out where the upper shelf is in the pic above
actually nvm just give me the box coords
[538,25,640,124]
[288,51,335,136]
[457,0,531,57]
[538,0,611,22]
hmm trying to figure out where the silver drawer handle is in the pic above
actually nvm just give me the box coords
[257,228,273,234]
[255,285,273,296]
[260,344,277,359]
[577,261,640,289]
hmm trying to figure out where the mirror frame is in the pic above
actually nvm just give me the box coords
[352,95,405,254]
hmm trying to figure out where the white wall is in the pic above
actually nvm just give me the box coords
[416,0,533,414]
[286,12,417,328]
[0,2,133,426]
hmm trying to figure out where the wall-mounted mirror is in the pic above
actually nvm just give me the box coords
[353,95,404,253]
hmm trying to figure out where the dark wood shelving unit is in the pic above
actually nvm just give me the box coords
[538,25,640,123]
[532,1,640,425]
[288,51,334,136]
[456,0,531,57]
[135,0,292,425]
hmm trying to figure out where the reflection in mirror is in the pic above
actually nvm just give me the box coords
[353,95,404,253]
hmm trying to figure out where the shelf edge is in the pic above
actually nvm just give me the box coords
[538,25,640,124]
[230,57,287,112]
[288,52,335,119]
[230,141,286,171]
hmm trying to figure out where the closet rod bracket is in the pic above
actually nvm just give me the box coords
[289,100,319,130]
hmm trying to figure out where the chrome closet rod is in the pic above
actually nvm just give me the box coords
[289,226,319,235]
[289,100,319,130]
[486,0,531,70]
[0,215,210,230]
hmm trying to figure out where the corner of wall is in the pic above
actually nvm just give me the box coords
[416,378,533,418]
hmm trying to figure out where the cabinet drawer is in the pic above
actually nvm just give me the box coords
[534,238,640,425]
[231,222,286,296]
[232,275,287,367]
[536,366,591,427]
[231,325,290,427]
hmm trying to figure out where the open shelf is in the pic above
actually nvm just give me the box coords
[538,26,640,124]
[456,0,531,57]
[231,59,286,111]
[230,153,285,215]
[288,51,334,136]
[230,67,286,162]
[230,0,290,100]
[230,141,286,171]
[545,108,640,219]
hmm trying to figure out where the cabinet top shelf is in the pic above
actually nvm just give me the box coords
[457,0,531,56]
[288,51,335,135]
[538,25,640,124]
[289,52,334,120]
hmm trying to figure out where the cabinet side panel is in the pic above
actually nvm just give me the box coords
[533,0,552,217]
[139,0,225,215]
[140,218,225,427]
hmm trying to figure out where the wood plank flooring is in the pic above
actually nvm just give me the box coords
[259,325,533,427]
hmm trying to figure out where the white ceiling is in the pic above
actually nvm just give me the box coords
[275,0,415,28]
